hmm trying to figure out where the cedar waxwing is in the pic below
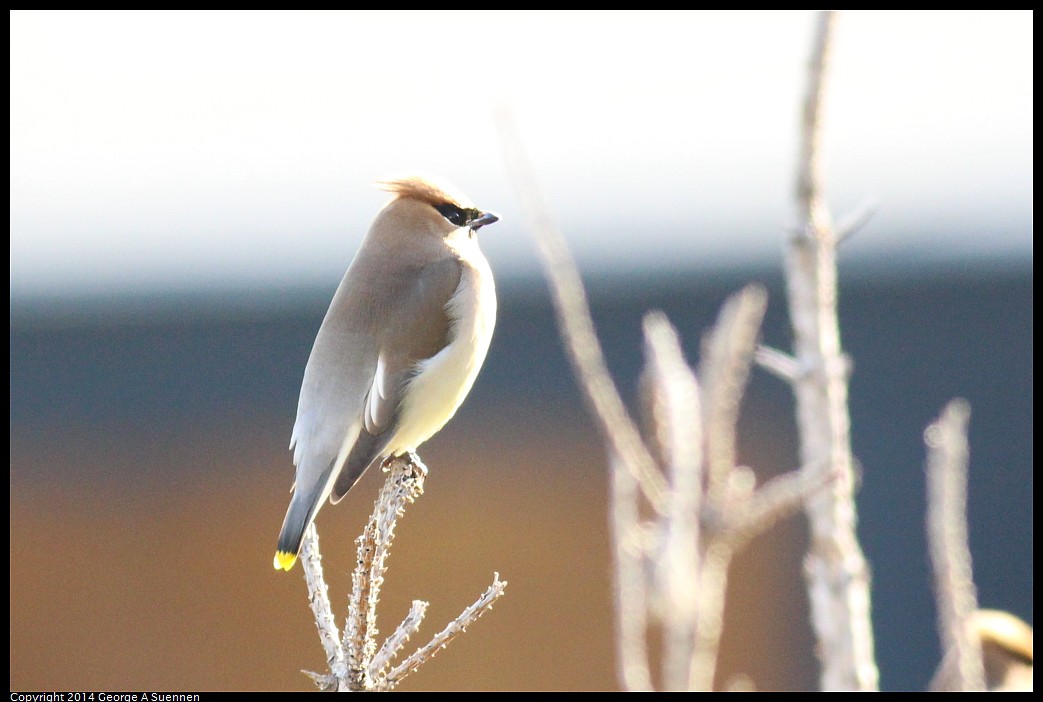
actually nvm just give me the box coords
[929,609,1034,692]
[274,174,498,571]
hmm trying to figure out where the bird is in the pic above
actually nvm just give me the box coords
[274,174,499,571]
[929,609,1034,692]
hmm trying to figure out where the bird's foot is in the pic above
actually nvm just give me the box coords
[405,451,428,478]
[380,452,428,479]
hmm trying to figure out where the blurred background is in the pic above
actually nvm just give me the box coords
[10,10,1031,691]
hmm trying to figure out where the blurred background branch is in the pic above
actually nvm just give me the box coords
[496,102,834,690]
[924,400,985,692]
[494,105,668,514]
[784,10,879,691]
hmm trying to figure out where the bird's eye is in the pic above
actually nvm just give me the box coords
[434,203,467,226]
[434,203,481,227]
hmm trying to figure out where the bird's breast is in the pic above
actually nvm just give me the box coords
[388,251,496,454]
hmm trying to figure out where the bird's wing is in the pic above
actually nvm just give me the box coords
[277,256,462,559]
[329,255,463,501]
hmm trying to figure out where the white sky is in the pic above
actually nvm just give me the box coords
[10,11,1033,296]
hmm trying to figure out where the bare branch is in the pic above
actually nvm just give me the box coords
[345,521,377,687]
[835,199,878,245]
[642,312,703,691]
[925,399,985,692]
[754,344,801,383]
[370,600,429,678]
[383,575,509,689]
[796,11,835,237]
[785,10,879,690]
[301,669,338,692]
[642,312,702,491]
[491,15,886,691]
[343,454,427,688]
[292,452,505,690]
[699,285,768,496]
[494,105,667,512]
[688,541,733,691]
[608,453,654,691]
[299,525,349,684]
[685,285,767,691]
[718,461,832,550]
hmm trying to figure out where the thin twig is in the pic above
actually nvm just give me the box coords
[685,285,767,691]
[754,345,801,382]
[718,461,832,549]
[345,529,376,687]
[642,313,703,691]
[925,399,985,691]
[383,575,509,689]
[370,600,429,678]
[494,105,667,513]
[688,540,733,691]
[643,312,702,491]
[835,199,878,245]
[785,10,879,690]
[301,669,338,692]
[345,496,380,688]
[699,285,768,497]
[608,453,654,691]
[299,524,349,683]
[796,11,835,238]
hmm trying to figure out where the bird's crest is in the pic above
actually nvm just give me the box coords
[377,173,474,209]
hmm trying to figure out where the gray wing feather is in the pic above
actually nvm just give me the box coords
[286,255,462,510]
[278,253,462,553]
[329,256,462,501]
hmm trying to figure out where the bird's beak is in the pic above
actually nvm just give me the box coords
[470,211,499,231]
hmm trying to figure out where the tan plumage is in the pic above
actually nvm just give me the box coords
[929,609,1034,692]
[274,174,498,571]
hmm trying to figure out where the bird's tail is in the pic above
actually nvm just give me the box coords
[273,428,387,570]
[274,492,314,571]
[273,466,333,571]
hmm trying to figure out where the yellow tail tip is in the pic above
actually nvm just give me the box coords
[273,551,298,571]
